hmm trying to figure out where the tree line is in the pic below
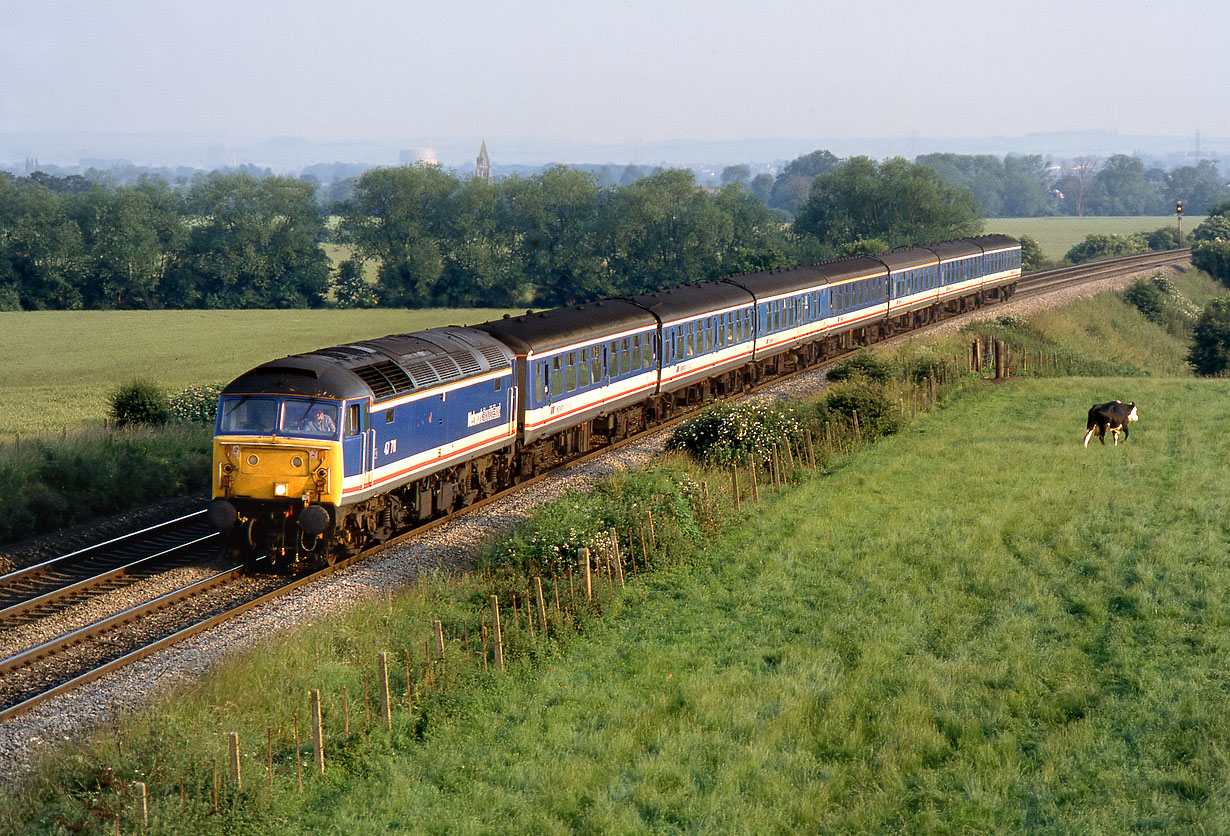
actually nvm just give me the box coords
[4,147,1217,312]
[0,156,985,311]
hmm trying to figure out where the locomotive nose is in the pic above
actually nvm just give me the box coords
[206,499,239,531]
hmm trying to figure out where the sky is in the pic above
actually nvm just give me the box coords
[0,0,1226,160]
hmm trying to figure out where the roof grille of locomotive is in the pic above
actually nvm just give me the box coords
[478,344,510,369]
[450,350,482,376]
[405,360,441,387]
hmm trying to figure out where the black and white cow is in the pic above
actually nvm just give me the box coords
[1083,400,1138,447]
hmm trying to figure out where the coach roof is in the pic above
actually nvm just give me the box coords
[473,299,657,356]
[627,281,754,322]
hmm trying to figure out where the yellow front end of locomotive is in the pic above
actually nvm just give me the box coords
[212,437,342,507]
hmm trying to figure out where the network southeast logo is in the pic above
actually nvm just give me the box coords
[467,403,502,427]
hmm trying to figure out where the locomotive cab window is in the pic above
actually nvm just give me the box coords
[346,404,362,436]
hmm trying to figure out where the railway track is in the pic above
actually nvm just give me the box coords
[0,247,1192,724]
[1015,248,1190,300]
[0,511,217,627]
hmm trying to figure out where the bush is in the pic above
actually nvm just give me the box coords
[1147,226,1182,251]
[667,400,806,467]
[826,350,892,383]
[1064,233,1148,264]
[1123,278,1167,324]
[480,467,708,576]
[816,380,901,440]
[109,380,168,427]
[1019,235,1045,272]
[1192,241,1230,287]
[168,384,225,425]
[1188,296,1230,376]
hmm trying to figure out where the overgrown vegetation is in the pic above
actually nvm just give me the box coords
[0,425,211,546]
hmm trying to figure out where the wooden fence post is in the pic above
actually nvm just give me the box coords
[581,547,592,599]
[731,464,740,511]
[535,577,548,629]
[134,781,148,826]
[434,620,446,661]
[310,689,325,775]
[229,731,241,791]
[377,652,392,729]
[491,596,505,671]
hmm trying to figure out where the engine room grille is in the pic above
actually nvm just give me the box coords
[353,360,415,399]
[478,344,510,369]
[450,350,482,376]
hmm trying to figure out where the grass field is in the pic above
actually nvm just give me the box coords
[985,216,1199,262]
[0,308,520,436]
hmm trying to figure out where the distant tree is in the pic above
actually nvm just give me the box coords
[720,165,751,187]
[768,149,840,214]
[333,259,377,308]
[793,156,982,250]
[1087,155,1164,215]
[337,164,457,306]
[1166,160,1229,214]
[749,173,774,203]
[172,172,331,308]
[503,166,609,306]
[1054,156,1098,216]
[1187,296,1230,375]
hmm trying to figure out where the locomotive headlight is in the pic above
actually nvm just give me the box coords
[248,454,259,466]
[291,456,304,468]
[274,483,288,496]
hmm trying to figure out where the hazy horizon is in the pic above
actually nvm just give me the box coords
[2,0,1226,171]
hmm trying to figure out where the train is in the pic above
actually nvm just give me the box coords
[206,235,1021,566]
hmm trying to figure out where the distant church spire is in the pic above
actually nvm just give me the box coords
[476,140,493,184]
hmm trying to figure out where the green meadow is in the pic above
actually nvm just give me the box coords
[985,216,1198,262]
[0,308,519,436]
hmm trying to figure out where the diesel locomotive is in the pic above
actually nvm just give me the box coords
[207,235,1021,566]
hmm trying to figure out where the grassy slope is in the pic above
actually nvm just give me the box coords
[291,378,1227,834]
[0,308,519,436]
[984,216,1200,262]
[12,377,1229,833]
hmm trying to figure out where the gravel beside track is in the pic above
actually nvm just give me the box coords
[0,263,1186,785]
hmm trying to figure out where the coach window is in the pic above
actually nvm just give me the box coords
[565,351,577,392]
[578,348,591,387]
[630,336,642,371]
[550,357,563,396]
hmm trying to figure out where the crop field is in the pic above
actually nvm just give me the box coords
[985,216,1199,262]
[0,308,520,437]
